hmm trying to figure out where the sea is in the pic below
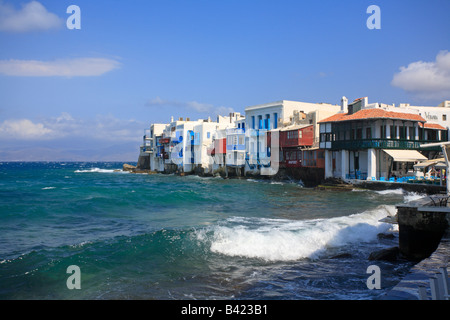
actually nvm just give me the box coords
[0,162,422,300]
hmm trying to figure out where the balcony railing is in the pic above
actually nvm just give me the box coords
[326,139,443,151]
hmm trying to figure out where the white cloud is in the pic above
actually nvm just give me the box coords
[0,57,121,77]
[146,97,234,117]
[0,119,54,139]
[0,1,63,32]
[0,113,144,142]
[391,50,450,100]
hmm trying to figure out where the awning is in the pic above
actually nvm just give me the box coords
[383,149,427,162]
[413,158,445,169]
[434,162,447,169]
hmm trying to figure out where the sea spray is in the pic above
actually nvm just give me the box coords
[198,205,397,262]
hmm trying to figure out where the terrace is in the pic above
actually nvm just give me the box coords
[330,139,441,151]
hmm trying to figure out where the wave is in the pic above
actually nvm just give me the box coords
[374,188,426,203]
[403,192,427,203]
[74,168,123,173]
[196,205,397,262]
[375,188,404,195]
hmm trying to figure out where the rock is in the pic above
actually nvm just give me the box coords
[368,247,399,261]
[330,253,352,259]
[377,233,396,240]
[123,164,136,172]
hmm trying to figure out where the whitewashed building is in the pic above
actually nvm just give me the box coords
[319,97,448,181]
[244,100,341,174]
[149,113,244,174]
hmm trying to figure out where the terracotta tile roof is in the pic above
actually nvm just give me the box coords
[319,108,426,123]
[419,122,446,130]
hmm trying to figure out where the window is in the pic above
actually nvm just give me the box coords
[207,132,210,139]
[399,127,406,140]
[258,115,263,129]
[366,127,372,139]
[380,125,386,139]
[409,126,415,140]
[265,114,270,130]
[273,113,278,129]
[390,125,396,139]
[356,128,362,140]
[428,130,437,141]
[443,115,447,121]
[252,116,255,129]
[320,133,327,142]
[287,131,298,140]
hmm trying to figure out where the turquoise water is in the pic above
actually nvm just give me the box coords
[0,162,417,300]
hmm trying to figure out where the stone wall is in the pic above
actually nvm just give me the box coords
[396,197,450,261]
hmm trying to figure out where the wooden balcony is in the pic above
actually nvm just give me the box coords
[326,139,443,151]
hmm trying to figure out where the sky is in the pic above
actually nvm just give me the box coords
[0,0,449,161]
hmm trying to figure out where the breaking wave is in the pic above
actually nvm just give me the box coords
[74,168,123,173]
[197,205,397,262]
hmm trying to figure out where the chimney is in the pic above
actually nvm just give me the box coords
[171,116,174,122]
[341,96,348,113]
[362,97,368,108]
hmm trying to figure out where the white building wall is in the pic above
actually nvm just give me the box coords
[245,100,340,132]
[367,149,377,179]
[340,150,348,179]
[324,150,333,178]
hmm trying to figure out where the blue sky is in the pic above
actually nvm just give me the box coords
[0,0,449,161]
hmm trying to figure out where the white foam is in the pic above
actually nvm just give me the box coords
[373,188,426,203]
[198,205,396,262]
[375,188,404,195]
[42,187,56,190]
[74,168,120,173]
[70,240,93,248]
[403,192,427,203]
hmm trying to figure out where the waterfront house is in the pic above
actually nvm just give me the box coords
[205,113,245,175]
[226,127,246,175]
[138,123,166,171]
[244,100,340,175]
[277,124,314,168]
[149,113,244,174]
[401,100,450,136]
[319,97,448,181]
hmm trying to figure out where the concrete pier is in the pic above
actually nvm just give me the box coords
[352,180,446,195]
[382,229,449,300]
[396,196,450,261]
[381,196,449,300]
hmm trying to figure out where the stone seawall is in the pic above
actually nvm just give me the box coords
[396,197,450,261]
[353,180,446,194]
[382,229,449,300]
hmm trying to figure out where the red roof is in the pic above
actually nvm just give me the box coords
[319,108,426,123]
[419,122,446,130]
